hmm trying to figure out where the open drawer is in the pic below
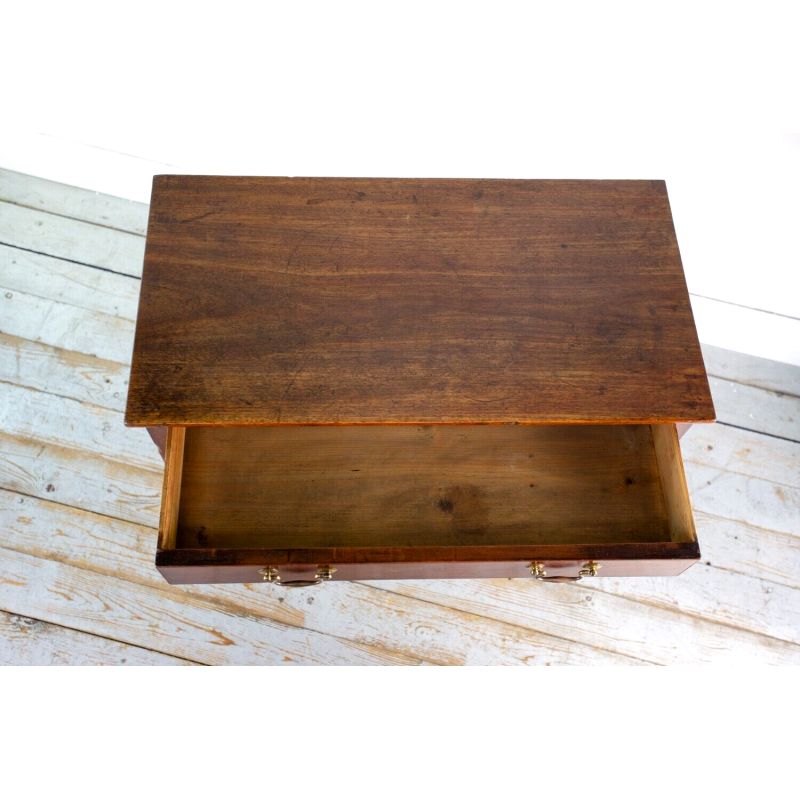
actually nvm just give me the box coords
[155,423,698,585]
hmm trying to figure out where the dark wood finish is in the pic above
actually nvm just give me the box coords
[147,426,167,458]
[128,177,709,585]
[126,177,714,427]
[156,543,701,584]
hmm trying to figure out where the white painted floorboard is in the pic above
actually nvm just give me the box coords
[0,170,798,665]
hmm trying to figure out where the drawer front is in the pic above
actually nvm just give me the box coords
[156,542,700,585]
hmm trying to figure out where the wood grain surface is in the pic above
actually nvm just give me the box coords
[126,177,713,426]
[168,423,689,549]
[651,424,696,543]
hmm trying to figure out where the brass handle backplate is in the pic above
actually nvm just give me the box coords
[529,561,602,582]
[579,561,601,577]
[259,566,336,587]
[530,562,547,578]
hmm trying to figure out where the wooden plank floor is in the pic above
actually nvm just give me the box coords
[1,168,798,666]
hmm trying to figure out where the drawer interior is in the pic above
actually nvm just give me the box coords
[159,424,695,551]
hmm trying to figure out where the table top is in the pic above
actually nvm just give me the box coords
[125,176,714,426]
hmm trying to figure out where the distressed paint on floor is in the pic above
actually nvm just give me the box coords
[0,168,798,665]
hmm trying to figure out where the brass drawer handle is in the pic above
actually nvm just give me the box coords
[529,561,601,582]
[259,566,336,587]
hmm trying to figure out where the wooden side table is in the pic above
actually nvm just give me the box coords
[126,177,714,586]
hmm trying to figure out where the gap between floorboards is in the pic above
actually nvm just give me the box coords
[715,420,800,446]
[0,607,204,666]
[0,240,143,282]
[0,197,147,238]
